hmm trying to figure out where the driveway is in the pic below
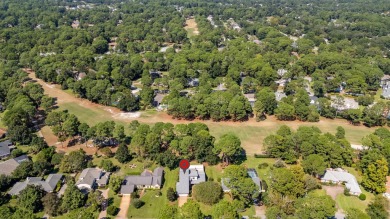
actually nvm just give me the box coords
[178,196,188,207]
[98,189,109,219]
[116,195,131,219]
[57,184,67,197]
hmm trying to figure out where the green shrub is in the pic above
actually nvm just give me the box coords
[254,154,271,158]
[132,199,144,209]
[358,193,366,201]
[258,163,269,169]
[344,187,351,196]
[167,187,176,202]
[107,206,118,216]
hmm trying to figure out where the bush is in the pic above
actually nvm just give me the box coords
[273,160,286,168]
[344,187,351,196]
[132,199,144,209]
[359,193,366,201]
[107,206,118,216]
[254,154,271,158]
[131,192,139,199]
[167,187,176,202]
[100,147,114,158]
[258,163,269,169]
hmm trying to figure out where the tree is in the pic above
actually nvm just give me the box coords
[0,206,13,219]
[159,205,178,219]
[40,96,55,112]
[167,187,177,202]
[0,174,12,191]
[362,158,388,193]
[115,143,131,163]
[109,176,124,194]
[100,159,115,172]
[269,167,305,199]
[302,154,327,176]
[366,196,389,219]
[212,200,239,219]
[179,200,203,219]
[42,193,61,216]
[255,87,277,120]
[214,134,243,165]
[275,102,295,121]
[192,181,222,205]
[11,208,38,219]
[107,205,118,216]
[86,190,104,211]
[113,124,126,142]
[60,149,87,173]
[61,182,85,211]
[12,160,34,179]
[294,192,336,219]
[336,126,345,139]
[17,185,45,213]
[224,165,258,206]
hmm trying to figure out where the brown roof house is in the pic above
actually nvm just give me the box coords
[120,167,164,196]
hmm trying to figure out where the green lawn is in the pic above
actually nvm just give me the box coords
[335,190,374,213]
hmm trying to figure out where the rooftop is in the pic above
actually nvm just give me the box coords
[8,174,63,196]
[176,165,206,195]
[0,140,12,157]
[321,168,362,194]
[0,155,29,176]
[121,167,164,194]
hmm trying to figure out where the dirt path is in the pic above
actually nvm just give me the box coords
[116,195,131,219]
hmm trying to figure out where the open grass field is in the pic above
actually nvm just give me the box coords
[23,68,381,156]
[184,18,199,38]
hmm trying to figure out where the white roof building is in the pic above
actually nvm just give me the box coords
[321,168,362,195]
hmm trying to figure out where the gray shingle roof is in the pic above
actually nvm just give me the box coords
[176,165,206,195]
[120,185,135,195]
[76,168,110,190]
[0,155,29,176]
[8,174,63,196]
[120,167,164,193]
[0,140,12,157]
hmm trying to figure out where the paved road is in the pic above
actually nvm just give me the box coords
[98,189,109,219]
[116,195,131,219]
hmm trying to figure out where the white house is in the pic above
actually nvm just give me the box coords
[321,168,362,195]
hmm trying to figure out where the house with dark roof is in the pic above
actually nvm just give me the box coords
[76,168,110,192]
[0,140,13,159]
[120,167,164,196]
[176,165,206,196]
[0,155,29,176]
[8,174,64,196]
[221,168,262,193]
[187,78,199,87]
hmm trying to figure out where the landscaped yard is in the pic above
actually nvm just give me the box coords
[126,168,178,218]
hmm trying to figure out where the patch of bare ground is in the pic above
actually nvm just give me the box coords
[184,18,199,35]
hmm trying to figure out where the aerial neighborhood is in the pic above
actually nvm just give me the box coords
[1,0,390,219]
